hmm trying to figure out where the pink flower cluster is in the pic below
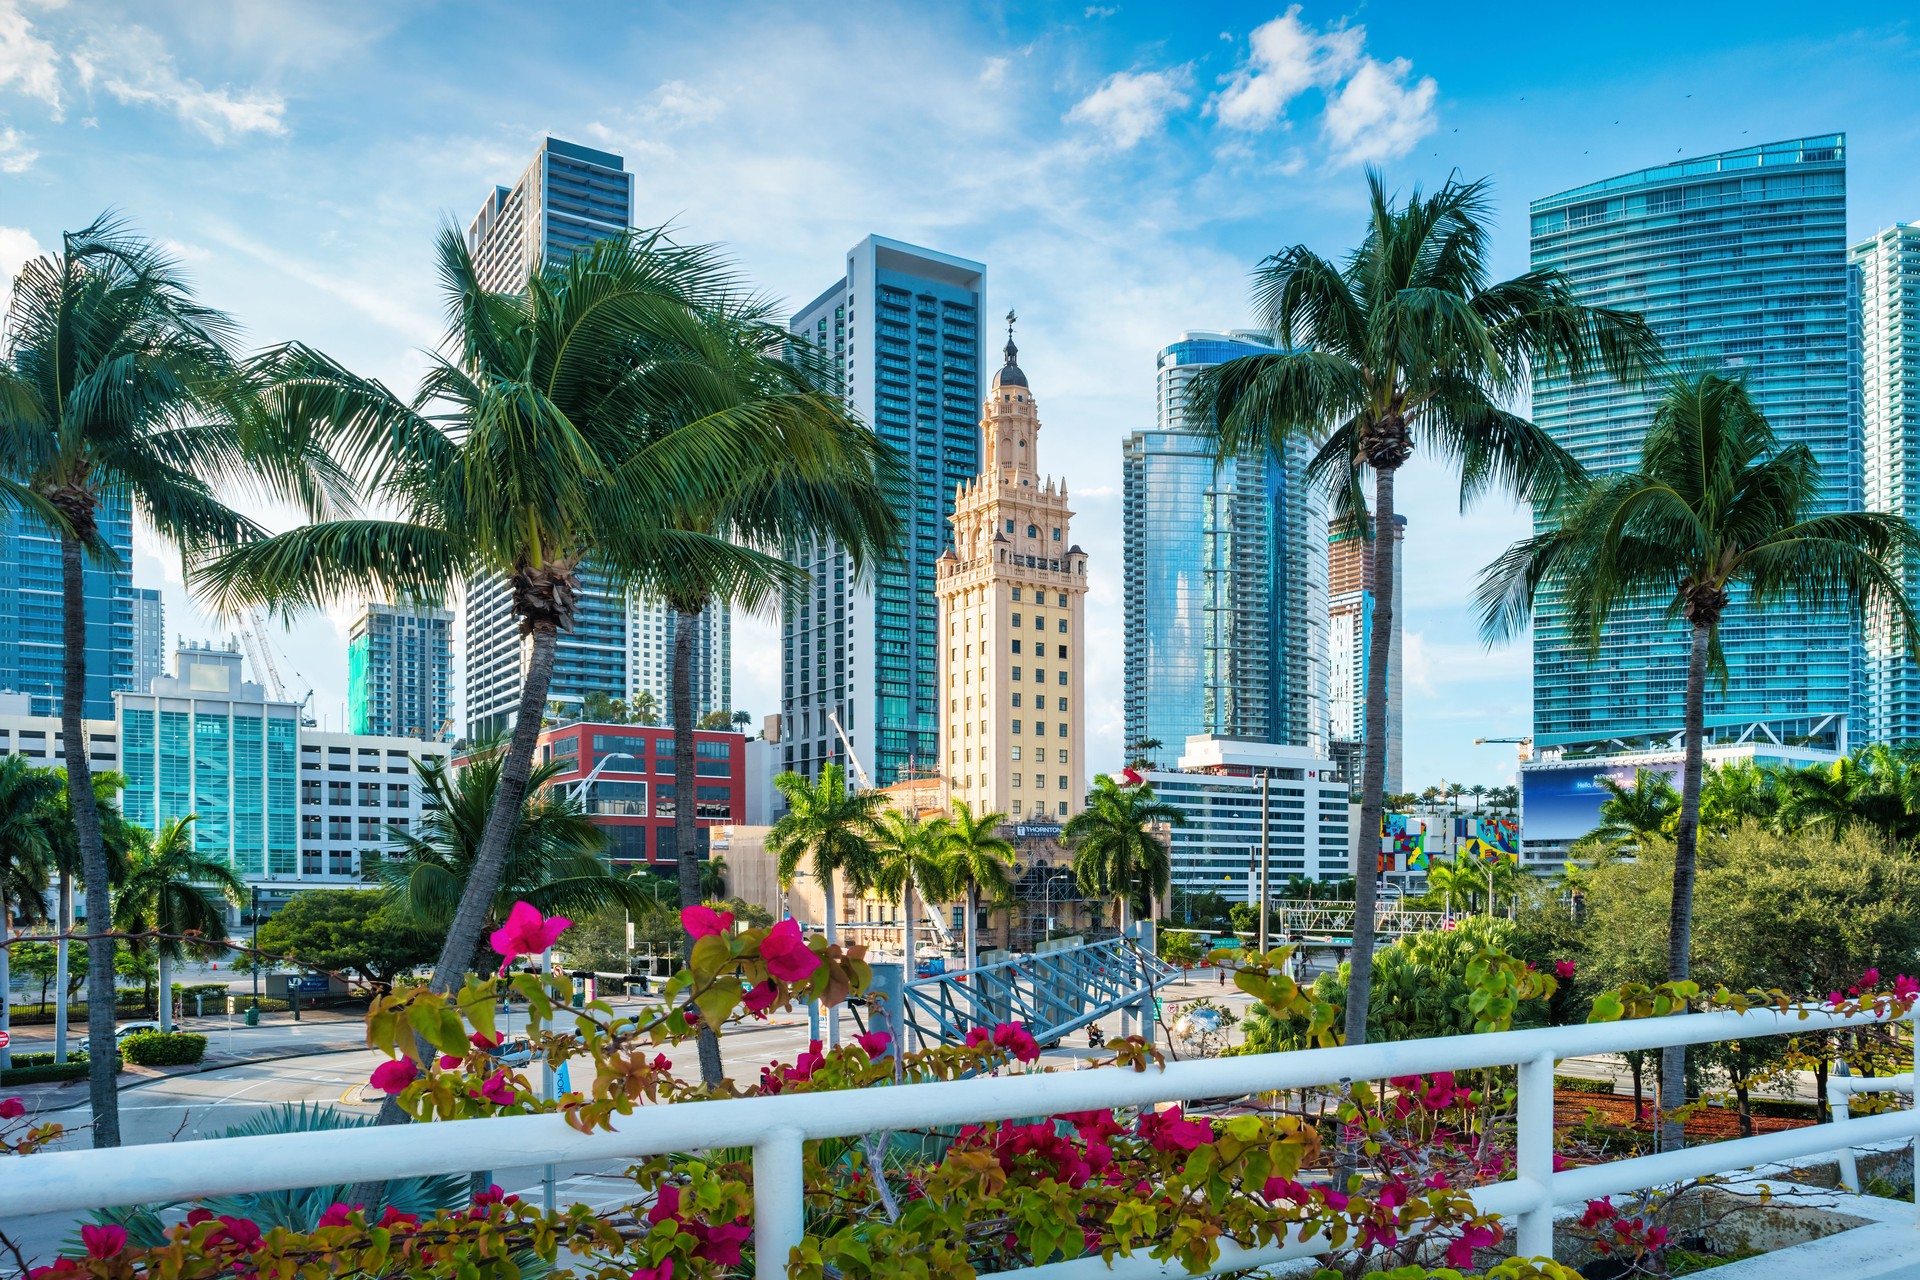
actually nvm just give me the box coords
[489,901,571,975]
[761,1040,829,1093]
[1554,960,1577,980]
[1386,1071,1474,1115]
[758,918,820,983]
[963,1021,1041,1063]
[682,905,734,938]
[1135,1105,1215,1153]
[0,1097,24,1120]
[1580,1198,1670,1256]
[635,1184,752,1274]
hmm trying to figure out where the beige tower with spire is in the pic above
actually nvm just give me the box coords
[936,316,1089,825]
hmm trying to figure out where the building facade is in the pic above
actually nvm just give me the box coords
[298,729,450,882]
[1122,331,1327,767]
[462,137,667,741]
[1530,135,1857,752]
[935,334,1089,821]
[628,603,731,725]
[1137,735,1350,901]
[1326,513,1405,795]
[0,691,118,774]
[533,721,746,868]
[130,588,165,694]
[348,602,454,740]
[0,493,134,719]
[1855,222,1920,746]
[783,236,986,788]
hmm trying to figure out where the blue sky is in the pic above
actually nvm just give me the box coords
[3,1,1918,790]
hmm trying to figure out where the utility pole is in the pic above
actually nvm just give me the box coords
[1257,774,1271,956]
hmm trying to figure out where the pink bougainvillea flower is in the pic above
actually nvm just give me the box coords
[1319,1187,1350,1212]
[1262,1177,1310,1204]
[1645,1225,1671,1247]
[470,1185,517,1209]
[1446,1224,1497,1268]
[80,1225,126,1260]
[759,918,821,983]
[184,1209,215,1227]
[470,1030,505,1051]
[27,1262,81,1280]
[1376,1181,1408,1210]
[989,1022,1041,1063]
[646,1185,682,1226]
[209,1216,262,1251]
[488,900,572,974]
[474,1070,517,1107]
[315,1203,360,1229]
[695,1220,752,1266]
[681,904,735,940]
[631,1261,674,1280]
[1862,967,1881,986]
[369,1058,418,1094]
[438,1054,462,1070]
[0,1097,24,1120]
[742,981,779,1015]
[1555,960,1577,979]
[1136,1105,1214,1152]
[1580,1199,1618,1228]
[856,1030,891,1057]
[964,1027,991,1048]
[377,1206,419,1229]
[1896,974,1920,1001]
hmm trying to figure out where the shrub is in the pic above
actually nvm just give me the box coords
[6,1051,89,1069]
[1556,1074,1615,1095]
[1,1057,121,1085]
[118,1032,208,1067]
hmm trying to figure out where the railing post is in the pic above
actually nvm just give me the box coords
[1515,1051,1557,1260]
[1828,1059,1860,1194]
[754,1126,806,1277]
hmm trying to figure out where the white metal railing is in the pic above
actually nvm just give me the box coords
[1826,1062,1919,1200]
[9,1005,1917,1275]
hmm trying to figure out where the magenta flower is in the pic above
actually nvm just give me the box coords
[694,1220,752,1266]
[682,904,734,939]
[1446,1224,1497,1267]
[489,901,572,974]
[0,1097,23,1120]
[475,1070,517,1107]
[316,1203,360,1229]
[631,1262,674,1280]
[378,1206,419,1229]
[1862,967,1881,986]
[1555,960,1577,979]
[470,1185,516,1209]
[646,1184,682,1225]
[1136,1105,1214,1152]
[1897,974,1920,1001]
[1263,1177,1310,1204]
[759,918,821,983]
[471,1030,505,1051]
[80,1225,126,1260]
[438,1054,462,1070]
[856,1030,892,1057]
[742,981,779,1015]
[208,1216,262,1251]
[369,1058,418,1094]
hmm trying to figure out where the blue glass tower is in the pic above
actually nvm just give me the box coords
[1529,135,1857,750]
[784,236,985,787]
[1122,331,1327,763]
[0,495,135,718]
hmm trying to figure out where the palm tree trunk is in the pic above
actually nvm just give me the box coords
[964,885,979,972]
[55,871,70,1064]
[61,532,120,1147]
[903,876,917,978]
[1658,620,1710,1152]
[823,867,840,1048]
[668,605,724,1086]
[432,621,559,995]
[158,949,172,1035]
[1347,464,1398,1051]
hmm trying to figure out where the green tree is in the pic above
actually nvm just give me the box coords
[1587,768,1681,851]
[1065,777,1183,931]
[196,228,804,1007]
[629,690,660,727]
[13,942,59,1013]
[1774,745,1920,845]
[768,764,884,1049]
[112,816,245,1032]
[1482,371,1920,1144]
[0,753,60,1066]
[1697,759,1781,836]
[580,691,632,724]
[938,799,1016,972]
[371,753,657,964]
[868,809,952,984]
[695,710,733,731]
[0,218,319,1144]
[697,856,729,900]
[1191,174,1659,1053]
[253,889,437,990]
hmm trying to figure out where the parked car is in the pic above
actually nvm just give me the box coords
[115,1021,163,1040]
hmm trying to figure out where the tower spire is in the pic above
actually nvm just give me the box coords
[1004,307,1018,366]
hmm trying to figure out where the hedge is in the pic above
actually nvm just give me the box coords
[1555,1075,1617,1095]
[1,1057,122,1086]
[6,1050,89,1068]
[118,1032,208,1067]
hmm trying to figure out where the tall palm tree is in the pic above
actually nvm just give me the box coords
[1696,759,1781,836]
[0,755,59,1069]
[1480,370,1920,1146]
[938,800,1015,972]
[42,768,133,1064]
[197,228,814,1002]
[1064,777,1184,932]
[768,764,884,1048]
[869,809,952,987]
[1468,784,1488,813]
[0,217,327,1144]
[1588,768,1681,852]
[1187,171,1660,1051]
[697,856,729,901]
[372,753,657,961]
[112,817,246,1034]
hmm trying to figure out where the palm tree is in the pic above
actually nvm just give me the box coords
[112,817,246,1033]
[0,218,324,1145]
[697,856,729,901]
[767,764,884,1047]
[1424,856,1479,915]
[938,800,1016,971]
[629,690,660,727]
[1468,784,1488,813]
[42,767,134,1064]
[868,809,951,998]
[1187,172,1660,1051]
[197,228,812,1002]
[1480,370,1920,1147]
[1588,769,1681,852]
[0,755,59,1068]
[372,753,658,961]
[1697,759,1782,837]
[1064,776,1185,932]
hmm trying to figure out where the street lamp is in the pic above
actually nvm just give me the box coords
[567,752,639,805]
[250,884,260,1013]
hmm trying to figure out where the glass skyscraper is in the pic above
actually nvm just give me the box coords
[783,236,985,788]
[1855,222,1920,745]
[0,494,134,719]
[1122,330,1327,761]
[1530,135,1856,750]
[348,602,454,740]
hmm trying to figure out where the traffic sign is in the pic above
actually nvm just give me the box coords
[0,1029,11,1049]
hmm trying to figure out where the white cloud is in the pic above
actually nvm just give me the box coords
[979,55,1009,87]
[0,124,36,171]
[72,25,286,142]
[0,223,43,316]
[644,79,723,130]
[1065,68,1190,149]
[1210,6,1360,131]
[1321,55,1438,166]
[1084,5,1117,16]
[0,0,62,116]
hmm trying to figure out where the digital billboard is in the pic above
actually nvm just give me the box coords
[1521,761,1680,842]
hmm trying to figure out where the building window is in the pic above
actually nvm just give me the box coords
[1035,722,1046,737]
[359,782,381,806]
[1057,698,1067,712]
[1058,721,1068,737]
[1012,720,1021,735]
[1058,618,1068,633]
[1011,588,1021,602]
[1012,666,1021,681]
[1026,524,1037,538]
[1011,613,1021,627]
[388,783,410,808]
[1011,640,1021,654]
[1012,773,1022,788]
[300,780,321,806]
[1012,799,1023,814]
[301,815,321,840]
[327,780,350,806]
[1058,671,1068,687]
[1052,528,1061,540]
[1057,801,1067,817]
[1011,745,1022,761]
[1058,775,1068,791]
[1035,774,1046,790]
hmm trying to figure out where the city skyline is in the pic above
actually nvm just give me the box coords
[7,3,1920,786]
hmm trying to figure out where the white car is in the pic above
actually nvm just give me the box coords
[114,1021,163,1040]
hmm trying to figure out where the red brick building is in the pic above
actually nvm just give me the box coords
[536,722,746,870]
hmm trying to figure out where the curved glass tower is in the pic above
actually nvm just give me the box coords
[1529,135,1857,751]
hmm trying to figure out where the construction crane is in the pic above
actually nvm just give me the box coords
[237,611,316,726]
[825,710,956,956]
[1475,735,1534,762]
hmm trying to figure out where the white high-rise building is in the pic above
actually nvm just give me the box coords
[1856,222,1920,746]
[129,587,165,694]
[1327,513,1405,795]
[628,601,731,723]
